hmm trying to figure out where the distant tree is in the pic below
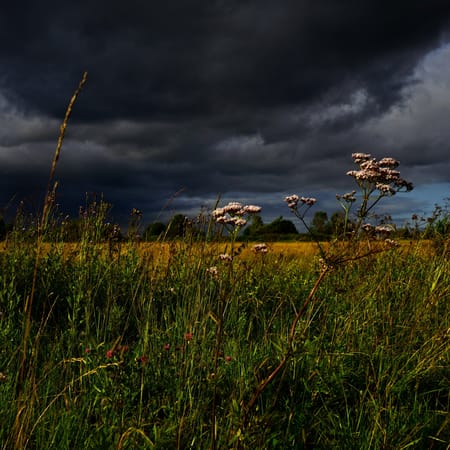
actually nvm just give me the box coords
[265,217,298,235]
[143,222,166,240]
[165,214,187,239]
[242,215,264,238]
[310,211,331,239]
[329,211,347,237]
[242,216,298,240]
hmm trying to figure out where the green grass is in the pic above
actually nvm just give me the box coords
[0,224,448,449]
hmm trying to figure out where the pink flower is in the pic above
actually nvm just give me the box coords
[184,332,193,342]
[85,347,91,354]
[225,355,232,362]
[139,355,148,364]
[106,349,114,358]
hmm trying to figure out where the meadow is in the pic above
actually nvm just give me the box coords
[0,219,448,449]
[0,77,448,449]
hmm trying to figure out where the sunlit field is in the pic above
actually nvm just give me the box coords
[0,212,448,449]
[0,80,448,449]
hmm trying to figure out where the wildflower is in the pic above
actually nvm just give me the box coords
[243,205,262,214]
[85,347,91,354]
[252,243,268,253]
[184,332,193,341]
[300,196,317,206]
[336,190,356,202]
[163,343,171,351]
[106,349,114,359]
[138,355,148,364]
[207,266,219,278]
[213,201,261,231]
[384,238,400,248]
[223,202,243,214]
[375,225,394,235]
[212,207,226,218]
[0,372,6,383]
[352,152,372,163]
[284,194,299,209]
[234,218,247,226]
[215,215,228,224]
[376,183,396,195]
[225,355,232,362]
[379,157,399,168]
[362,223,374,233]
[219,253,233,261]
[347,154,413,194]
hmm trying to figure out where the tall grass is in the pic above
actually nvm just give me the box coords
[1,224,448,448]
[0,80,448,449]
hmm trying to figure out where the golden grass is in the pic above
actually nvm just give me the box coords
[0,239,435,259]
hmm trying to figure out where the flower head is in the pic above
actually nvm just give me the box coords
[347,154,413,195]
[252,243,268,253]
[213,201,261,228]
[301,196,317,206]
[219,253,233,261]
[284,194,299,209]
[207,266,219,279]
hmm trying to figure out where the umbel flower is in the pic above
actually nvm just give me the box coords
[212,202,262,227]
[347,153,413,195]
[284,195,317,221]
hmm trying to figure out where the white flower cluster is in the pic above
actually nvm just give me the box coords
[252,243,268,254]
[206,266,219,279]
[212,202,262,227]
[362,223,396,237]
[347,153,413,194]
[284,195,317,210]
[219,253,233,261]
[336,190,356,202]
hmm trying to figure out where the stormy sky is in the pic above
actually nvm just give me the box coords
[1,0,450,229]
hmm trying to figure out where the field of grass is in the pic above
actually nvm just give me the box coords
[0,227,448,449]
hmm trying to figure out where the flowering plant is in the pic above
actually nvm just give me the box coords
[212,201,261,241]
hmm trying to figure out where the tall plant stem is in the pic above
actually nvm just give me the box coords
[239,266,329,431]
[14,72,87,450]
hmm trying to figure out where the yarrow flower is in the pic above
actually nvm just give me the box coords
[336,190,356,202]
[384,238,400,248]
[252,243,268,253]
[301,196,317,206]
[207,266,219,278]
[362,223,395,238]
[219,253,233,261]
[351,153,372,164]
[347,153,413,195]
[212,201,261,229]
[284,194,299,209]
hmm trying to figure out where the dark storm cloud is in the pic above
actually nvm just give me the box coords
[2,0,450,119]
[1,0,450,225]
